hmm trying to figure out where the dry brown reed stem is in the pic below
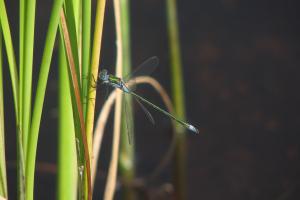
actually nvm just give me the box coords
[103,0,123,198]
[104,89,122,200]
[92,76,175,191]
[91,91,116,186]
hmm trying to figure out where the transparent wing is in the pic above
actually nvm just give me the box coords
[123,56,159,83]
[123,93,134,145]
[123,83,155,125]
[134,98,155,125]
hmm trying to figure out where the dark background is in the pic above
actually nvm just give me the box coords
[3,0,300,199]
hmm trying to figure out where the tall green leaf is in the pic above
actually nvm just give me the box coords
[57,37,77,200]
[26,0,64,199]
[64,0,80,86]
[19,0,25,136]
[81,0,91,119]
[0,0,19,121]
[0,1,24,198]
[22,0,36,156]
[0,25,8,199]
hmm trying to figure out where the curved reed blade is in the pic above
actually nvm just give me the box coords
[60,10,92,200]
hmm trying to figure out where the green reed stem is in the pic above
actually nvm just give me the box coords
[81,0,91,119]
[0,0,19,122]
[0,1,24,198]
[166,0,187,199]
[19,0,24,138]
[119,0,136,199]
[0,25,8,199]
[57,37,77,200]
[22,0,36,157]
[64,0,80,86]
[26,1,64,199]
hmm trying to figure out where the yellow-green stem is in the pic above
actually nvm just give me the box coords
[0,25,8,198]
[19,0,24,147]
[166,0,187,199]
[86,0,107,159]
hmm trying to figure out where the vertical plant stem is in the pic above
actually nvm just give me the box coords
[71,0,80,33]
[0,1,23,198]
[86,0,107,159]
[57,38,77,200]
[104,91,122,200]
[22,0,36,156]
[64,0,81,85]
[18,0,26,193]
[26,1,64,199]
[59,10,92,200]
[81,0,91,119]
[119,0,136,199]
[19,0,25,139]
[104,0,123,199]
[166,0,187,199]
[0,0,19,122]
[0,26,8,199]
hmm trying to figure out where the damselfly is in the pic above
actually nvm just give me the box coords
[99,57,199,140]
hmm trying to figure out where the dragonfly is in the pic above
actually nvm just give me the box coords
[98,57,199,141]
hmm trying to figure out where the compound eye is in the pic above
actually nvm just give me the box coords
[99,69,108,80]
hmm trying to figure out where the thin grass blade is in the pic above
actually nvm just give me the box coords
[0,2,24,198]
[0,0,19,120]
[81,0,91,118]
[0,26,7,198]
[22,0,37,155]
[63,0,81,85]
[26,0,64,199]
[19,0,25,132]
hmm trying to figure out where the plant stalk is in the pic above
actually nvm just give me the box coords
[119,0,136,199]
[22,0,36,156]
[86,0,107,160]
[166,0,187,199]
[57,37,78,200]
[0,25,8,199]
[26,1,64,199]
[104,0,123,199]
[81,0,91,119]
